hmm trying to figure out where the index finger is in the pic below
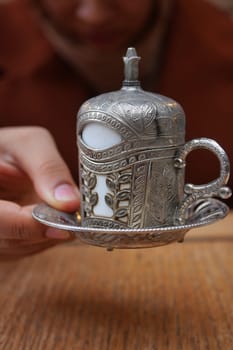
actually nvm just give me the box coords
[0,127,80,211]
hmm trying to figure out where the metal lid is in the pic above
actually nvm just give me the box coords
[77,47,185,149]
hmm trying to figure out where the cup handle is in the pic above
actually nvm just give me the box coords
[174,137,231,224]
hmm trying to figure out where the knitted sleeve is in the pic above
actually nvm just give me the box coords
[205,0,233,18]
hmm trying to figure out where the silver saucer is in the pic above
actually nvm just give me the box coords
[32,199,229,249]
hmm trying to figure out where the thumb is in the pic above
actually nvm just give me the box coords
[1,127,80,212]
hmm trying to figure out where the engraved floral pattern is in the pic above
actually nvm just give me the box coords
[80,167,98,217]
[105,171,132,223]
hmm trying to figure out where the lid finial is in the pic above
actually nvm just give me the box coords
[123,47,141,87]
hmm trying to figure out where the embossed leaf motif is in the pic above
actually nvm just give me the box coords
[142,104,157,128]
[106,178,116,191]
[105,193,114,208]
[116,190,130,201]
[87,175,96,189]
[81,185,89,197]
[112,102,157,135]
[80,169,86,178]
[118,174,131,183]
[84,203,91,214]
[90,193,98,206]
[115,207,128,218]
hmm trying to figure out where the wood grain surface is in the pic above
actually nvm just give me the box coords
[0,212,232,350]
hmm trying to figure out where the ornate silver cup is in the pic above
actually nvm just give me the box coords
[77,48,231,230]
[32,48,232,249]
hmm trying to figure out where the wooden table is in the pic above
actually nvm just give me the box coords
[0,212,232,350]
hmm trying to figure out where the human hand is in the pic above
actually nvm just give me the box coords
[0,126,80,260]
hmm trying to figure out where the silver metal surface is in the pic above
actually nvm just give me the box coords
[33,198,229,249]
[77,47,231,230]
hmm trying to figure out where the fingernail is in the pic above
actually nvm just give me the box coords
[46,228,71,239]
[54,184,79,202]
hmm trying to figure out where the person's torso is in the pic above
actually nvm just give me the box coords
[0,0,232,205]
